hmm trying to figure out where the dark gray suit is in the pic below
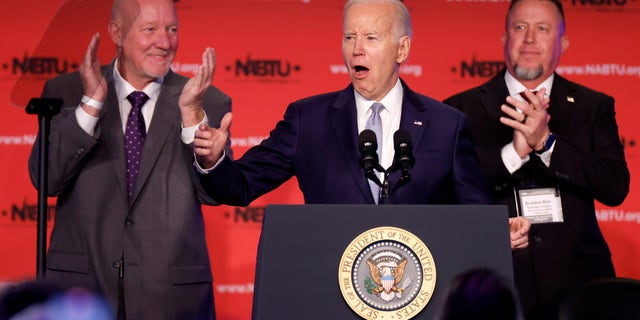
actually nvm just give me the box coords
[28,62,231,320]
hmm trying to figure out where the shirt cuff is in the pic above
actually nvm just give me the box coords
[501,142,530,174]
[75,105,99,136]
[181,113,208,144]
[536,141,555,167]
[193,150,226,174]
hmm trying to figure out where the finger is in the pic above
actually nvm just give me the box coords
[500,116,525,130]
[194,127,212,140]
[200,49,210,81]
[86,33,100,64]
[536,88,547,100]
[514,241,528,249]
[513,217,531,234]
[540,97,551,110]
[210,47,217,73]
[505,95,531,111]
[218,112,233,133]
[521,221,531,235]
[203,48,214,84]
[500,105,528,125]
[521,90,536,105]
[500,104,521,118]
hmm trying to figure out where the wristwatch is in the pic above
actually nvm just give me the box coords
[535,132,556,154]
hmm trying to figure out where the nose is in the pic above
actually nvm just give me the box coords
[352,38,364,56]
[155,29,172,49]
[524,28,535,44]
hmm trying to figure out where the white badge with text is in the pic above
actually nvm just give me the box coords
[516,187,564,224]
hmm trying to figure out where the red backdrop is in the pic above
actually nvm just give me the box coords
[1,1,639,319]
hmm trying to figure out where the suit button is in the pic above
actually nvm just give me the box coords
[112,261,120,269]
[125,219,134,226]
[533,235,542,243]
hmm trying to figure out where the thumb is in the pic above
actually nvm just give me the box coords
[218,112,233,133]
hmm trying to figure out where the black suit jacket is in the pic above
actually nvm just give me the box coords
[201,79,492,206]
[28,62,231,320]
[444,70,629,318]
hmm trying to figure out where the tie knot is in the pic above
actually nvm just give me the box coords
[370,102,385,114]
[127,91,149,109]
[519,90,538,103]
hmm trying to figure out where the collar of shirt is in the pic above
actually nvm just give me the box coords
[113,60,164,132]
[504,71,553,102]
[355,78,403,170]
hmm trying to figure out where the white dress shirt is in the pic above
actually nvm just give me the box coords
[355,79,403,178]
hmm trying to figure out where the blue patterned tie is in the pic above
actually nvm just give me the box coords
[125,91,149,200]
[365,102,384,204]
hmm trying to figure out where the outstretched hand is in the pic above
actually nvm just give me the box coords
[194,112,233,169]
[509,216,531,250]
[79,33,107,116]
[180,47,216,127]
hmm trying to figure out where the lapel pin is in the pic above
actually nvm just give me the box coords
[567,96,575,103]
[413,120,423,126]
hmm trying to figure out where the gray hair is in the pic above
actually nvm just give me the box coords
[344,0,413,39]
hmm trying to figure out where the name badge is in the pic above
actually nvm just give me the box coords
[515,186,564,224]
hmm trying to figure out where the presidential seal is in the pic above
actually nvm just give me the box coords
[339,227,436,319]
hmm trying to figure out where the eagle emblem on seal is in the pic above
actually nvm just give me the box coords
[366,251,411,301]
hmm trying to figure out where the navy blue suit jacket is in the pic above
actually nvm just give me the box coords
[203,80,492,206]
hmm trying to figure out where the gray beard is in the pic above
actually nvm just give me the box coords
[514,64,544,81]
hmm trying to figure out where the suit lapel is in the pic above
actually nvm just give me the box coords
[130,72,181,204]
[102,64,181,206]
[99,63,130,204]
[398,81,428,151]
[329,85,375,202]
[479,71,511,123]
[475,71,519,143]
[548,74,578,131]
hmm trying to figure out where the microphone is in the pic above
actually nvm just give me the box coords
[393,129,415,179]
[358,129,381,175]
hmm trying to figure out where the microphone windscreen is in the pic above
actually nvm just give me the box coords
[359,129,377,145]
[393,129,412,148]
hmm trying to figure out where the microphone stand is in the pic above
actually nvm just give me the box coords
[376,166,412,205]
[380,170,391,205]
[26,98,62,280]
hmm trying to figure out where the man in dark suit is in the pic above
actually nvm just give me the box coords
[194,0,531,247]
[28,0,231,319]
[444,1,630,319]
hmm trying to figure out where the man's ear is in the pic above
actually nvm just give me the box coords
[396,36,411,64]
[108,20,123,46]
[560,35,569,54]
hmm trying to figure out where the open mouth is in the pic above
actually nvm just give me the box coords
[354,65,369,77]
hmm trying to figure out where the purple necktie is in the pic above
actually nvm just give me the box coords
[125,91,149,200]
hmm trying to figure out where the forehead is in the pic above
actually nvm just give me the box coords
[129,0,177,24]
[508,1,562,26]
[344,2,394,31]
